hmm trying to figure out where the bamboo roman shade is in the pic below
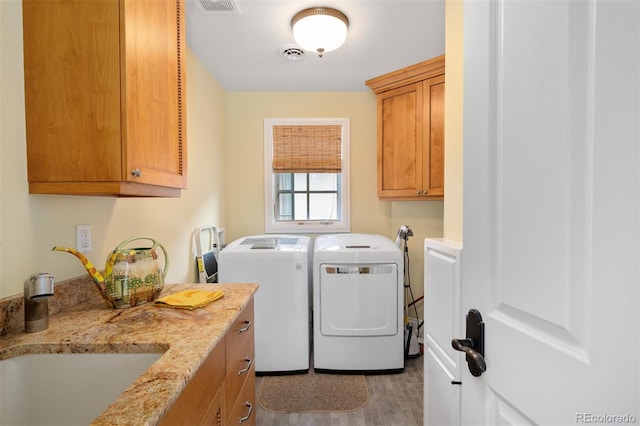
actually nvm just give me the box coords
[272,125,342,173]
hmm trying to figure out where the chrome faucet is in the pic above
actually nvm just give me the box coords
[24,273,54,333]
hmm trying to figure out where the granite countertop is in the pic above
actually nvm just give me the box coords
[0,282,258,425]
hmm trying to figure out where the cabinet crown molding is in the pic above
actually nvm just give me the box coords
[365,55,445,94]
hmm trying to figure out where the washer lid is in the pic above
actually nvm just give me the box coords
[224,235,310,252]
[241,237,299,249]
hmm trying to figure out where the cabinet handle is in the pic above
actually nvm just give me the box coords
[130,168,142,178]
[416,190,421,195]
[239,401,253,423]
[238,357,253,375]
[238,320,252,333]
[423,189,428,195]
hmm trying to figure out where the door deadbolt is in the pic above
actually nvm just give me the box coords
[452,309,487,377]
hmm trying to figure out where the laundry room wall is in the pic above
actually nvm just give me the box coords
[224,92,445,319]
[0,0,227,298]
[443,0,464,242]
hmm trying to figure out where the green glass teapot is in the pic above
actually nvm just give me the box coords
[53,236,169,309]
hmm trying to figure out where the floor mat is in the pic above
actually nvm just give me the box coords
[257,372,369,413]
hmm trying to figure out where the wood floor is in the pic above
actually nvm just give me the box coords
[255,355,424,426]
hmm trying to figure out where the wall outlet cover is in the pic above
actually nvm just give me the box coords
[76,224,92,253]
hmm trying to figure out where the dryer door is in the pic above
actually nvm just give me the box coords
[319,263,399,336]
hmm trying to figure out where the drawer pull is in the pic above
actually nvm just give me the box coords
[238,357,253,375]
[239,401,253,423]
[238,320,252,333]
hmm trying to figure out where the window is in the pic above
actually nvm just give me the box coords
[264,118,350,233]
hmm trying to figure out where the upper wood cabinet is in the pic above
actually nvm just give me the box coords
[22,0,187,197]
[366,55,444,200]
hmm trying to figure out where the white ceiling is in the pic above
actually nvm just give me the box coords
[185,0,445,92]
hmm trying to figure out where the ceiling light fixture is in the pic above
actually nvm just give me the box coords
[291,7,349,58]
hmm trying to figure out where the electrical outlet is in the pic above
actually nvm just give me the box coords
[76,224,92,253]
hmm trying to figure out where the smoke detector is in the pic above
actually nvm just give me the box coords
[282,45,307,61]
[195,0,240,14]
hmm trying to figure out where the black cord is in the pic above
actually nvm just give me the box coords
[402,235,424,339]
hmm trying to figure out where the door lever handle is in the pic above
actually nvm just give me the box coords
[452,309,487,377]
[451,338,486,376]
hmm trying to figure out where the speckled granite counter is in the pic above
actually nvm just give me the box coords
[0,282,258,425]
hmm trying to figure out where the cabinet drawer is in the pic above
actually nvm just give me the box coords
[159,339,226,425]
[225,353,254,415]
[227,365,256,426]
[225,300,255,412]
[225,300,255,373]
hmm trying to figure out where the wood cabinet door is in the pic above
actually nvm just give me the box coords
[159,340,226,425]
[23,0,122,183]
[207,386,226,426]
[422,75,445,197]
[121,0,187,189]
[377,82,424,198]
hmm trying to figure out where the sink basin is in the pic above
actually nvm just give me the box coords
[0,352,163,425]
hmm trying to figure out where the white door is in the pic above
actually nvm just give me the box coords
[461,0,640,425]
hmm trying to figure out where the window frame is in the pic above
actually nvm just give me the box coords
[274,173,342,222]
[264,118,350,234]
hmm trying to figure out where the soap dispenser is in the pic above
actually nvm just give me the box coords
[24,272,54,333]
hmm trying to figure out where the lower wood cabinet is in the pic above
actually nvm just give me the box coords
[159,299,255,425]
[225,300,256,425]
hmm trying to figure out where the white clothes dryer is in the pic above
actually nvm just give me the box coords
[219,235,311,374]
[313,234,404,372]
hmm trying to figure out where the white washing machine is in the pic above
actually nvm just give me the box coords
[219,235,311,374]
[313,233,404,372]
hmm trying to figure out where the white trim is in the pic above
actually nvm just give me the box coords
[264,118,350,234]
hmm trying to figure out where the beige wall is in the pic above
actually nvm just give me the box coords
[224,92,445,316]
[0,0,227,297]
[444,0,464,241]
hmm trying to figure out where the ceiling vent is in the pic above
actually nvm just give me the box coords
[195,0,240,14]
[282,46,307,61]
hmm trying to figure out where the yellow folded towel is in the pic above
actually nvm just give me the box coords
[155,289,224,310]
